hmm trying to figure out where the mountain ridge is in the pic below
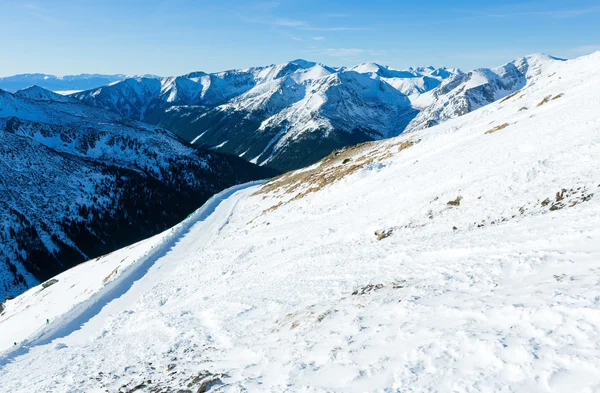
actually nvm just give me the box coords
[0,73,160,93]
[72,54,564,171]
[72,59,456,170]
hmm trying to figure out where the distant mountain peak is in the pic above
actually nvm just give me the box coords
[0,73,159,93]
[14,85,79,103]
[288,59,318,68]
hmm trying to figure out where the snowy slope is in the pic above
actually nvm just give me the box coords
[0,86,273,299]
[407,54,563,131]
[1,52,599,392]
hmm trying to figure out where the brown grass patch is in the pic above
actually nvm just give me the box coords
[484,123,510,135]
[254,138,421,213]
[500,90,520,103]
[447,196,462,206]
[537,93,563,107]
[102,267,119,284]
[537,96,551,106]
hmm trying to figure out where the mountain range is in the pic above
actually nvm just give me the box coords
[1,50,598,392]
[0,53,569,298]
[0,73,159,93]
[0,86,272,299]
[72,54,562,171]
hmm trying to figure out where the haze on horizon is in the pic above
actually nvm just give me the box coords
[0,0,599,77]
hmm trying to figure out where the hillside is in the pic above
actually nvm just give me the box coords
[0,86,273,299]
[1,52,598,392]
[408,53,562,131]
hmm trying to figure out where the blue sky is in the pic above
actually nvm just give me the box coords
[1,0,599,76]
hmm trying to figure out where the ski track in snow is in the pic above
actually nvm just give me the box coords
[0,181,261,366]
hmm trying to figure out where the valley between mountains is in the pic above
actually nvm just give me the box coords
[0,51,599,392]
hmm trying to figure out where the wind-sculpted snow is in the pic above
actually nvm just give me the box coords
[1,51,599,393]
[0,87,274,298]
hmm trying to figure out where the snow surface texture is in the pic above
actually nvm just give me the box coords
[1,52,600,392]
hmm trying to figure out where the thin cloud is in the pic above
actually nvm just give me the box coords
[309,48,387,59]
[301,26,369,31]
[253,1,281,11]
[271,17,308,27]
[571,45,600,55]
[321,48,364,57]
[241,4,367,32]
[470,5,600,19]
[324,13,349,18]
[24,3,59,23]
[312,36,325,41]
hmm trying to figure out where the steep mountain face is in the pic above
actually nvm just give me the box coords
[179,70,418,171]
[73,60,451,171]
[0,86,274,299]
[71,55,562,172]
[0,73,158,93]
[407,54,563,131]
[1,52,599,393]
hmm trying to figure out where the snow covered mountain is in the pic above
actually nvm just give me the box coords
[350,62,461,96]
[1,51,599,392]
[407,53,564,131]
[0,73,159,93]
[72,55,566,172]
[72,60,456,171]
[0,86,273,299]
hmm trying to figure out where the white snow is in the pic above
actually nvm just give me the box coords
[190,130,208,144]
[212,140,228,149]
[53,90,83,95]
[1,52,600,392]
